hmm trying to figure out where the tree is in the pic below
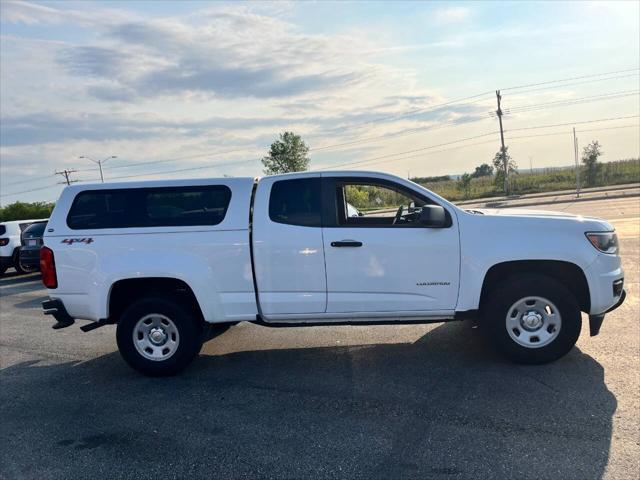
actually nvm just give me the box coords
[457,173,472,199]
[471,163,493,178]
[0,201,55,222]
[492,147,517,193]
[261,132,310,175]
[582,140,602,187]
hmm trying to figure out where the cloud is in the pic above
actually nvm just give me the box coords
[0,0,134,26]
[52,7,379,101]
[58,46,129,77]
[431,6,471,24]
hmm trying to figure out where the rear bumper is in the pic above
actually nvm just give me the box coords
[19,249,40,269]
[589,289,626,337]
[42,298,75,329]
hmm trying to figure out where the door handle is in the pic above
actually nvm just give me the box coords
[331,240,363,247]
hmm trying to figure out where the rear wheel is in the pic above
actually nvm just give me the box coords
[13,250,29,274]
[482,274,582,364]
[116,297,203,376]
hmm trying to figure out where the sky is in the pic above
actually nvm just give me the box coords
[1,0,639,205]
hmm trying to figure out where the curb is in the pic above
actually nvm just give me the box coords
[455,183,640,206]
[468,190,640,209]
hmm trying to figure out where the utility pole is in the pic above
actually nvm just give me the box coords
[573,128,580,198]
[55,169,78,186]
[528,156,533,174]
[495,90,508,195]
[79,155,117,183]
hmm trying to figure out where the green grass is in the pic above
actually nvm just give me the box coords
[417,158,640,202]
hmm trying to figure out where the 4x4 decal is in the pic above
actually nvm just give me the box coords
[61,238,94,245]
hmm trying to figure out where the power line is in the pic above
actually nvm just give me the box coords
[501,68,639,91]
[92,146,259,173]
[315,131,499,171]
[2,173,56,187]
[505,124,639,141]
[503,90,639,115]
[314,116,640,171]
[107,158,257,181]
[502,73,639,96]
[504,114,639,133]
[0,184,61,198]
[324,90,495,134]
[330,68,639,134]
[310,116,491,152]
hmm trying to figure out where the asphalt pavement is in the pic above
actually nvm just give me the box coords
[0,196,638,480]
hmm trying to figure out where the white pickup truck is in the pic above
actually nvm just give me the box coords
[40,171,625,375]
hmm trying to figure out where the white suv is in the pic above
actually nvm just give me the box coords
[0,219,48,275]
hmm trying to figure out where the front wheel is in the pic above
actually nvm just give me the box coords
[116,297,203,376]
[482,274,582,364]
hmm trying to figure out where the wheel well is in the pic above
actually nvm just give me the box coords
[108,278,204,323]
[480,260,590,313]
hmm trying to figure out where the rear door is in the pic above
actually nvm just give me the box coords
[321,175,460,314]
[252,175,327,316]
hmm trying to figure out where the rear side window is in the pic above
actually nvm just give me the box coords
[269,178,321,227]
[67,186,232,230]
[0,225,5,235]
[23,222,47,237]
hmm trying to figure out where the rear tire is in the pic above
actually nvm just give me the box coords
[13,250,28,274]
[482,274,582,364]
[116,297,203,376]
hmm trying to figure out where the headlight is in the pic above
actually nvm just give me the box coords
[585,231,619,254]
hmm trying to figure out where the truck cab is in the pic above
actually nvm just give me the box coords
[40,171,625,375]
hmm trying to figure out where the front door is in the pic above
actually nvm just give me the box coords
[322,176,460,314]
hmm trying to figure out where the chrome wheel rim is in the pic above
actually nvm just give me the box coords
[133,314,180,361]
[506,296,562,348]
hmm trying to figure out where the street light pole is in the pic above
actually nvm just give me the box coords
[79,155,117,182]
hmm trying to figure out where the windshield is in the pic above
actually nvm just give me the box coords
[23,222,47,237]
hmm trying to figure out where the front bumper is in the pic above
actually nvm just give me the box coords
[589,289,626,337]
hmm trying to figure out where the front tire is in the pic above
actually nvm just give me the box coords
[116,297,203,376]
[482,274,582,364]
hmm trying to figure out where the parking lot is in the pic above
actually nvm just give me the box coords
[1,196,638,479]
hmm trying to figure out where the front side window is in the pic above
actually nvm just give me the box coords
[67,186,231,230]
[337,181,429,227]
[269,178,321,227]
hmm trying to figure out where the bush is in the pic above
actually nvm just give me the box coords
[0,201,55,222]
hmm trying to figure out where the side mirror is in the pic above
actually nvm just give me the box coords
[419,205,447,227]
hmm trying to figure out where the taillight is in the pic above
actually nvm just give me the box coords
[40,246,58,289]
[0,238,9,246]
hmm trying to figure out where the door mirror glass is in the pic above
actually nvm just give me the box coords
[419,205,447,227]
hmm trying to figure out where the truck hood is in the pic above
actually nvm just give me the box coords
[471,207,614,231]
